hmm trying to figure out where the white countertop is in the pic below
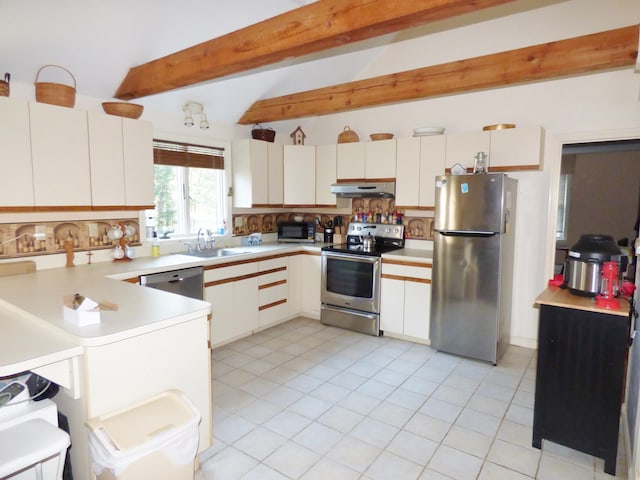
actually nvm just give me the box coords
[0,241,427,378]
[382,248,433,263]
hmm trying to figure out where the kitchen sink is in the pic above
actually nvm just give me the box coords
[181,248,249,258]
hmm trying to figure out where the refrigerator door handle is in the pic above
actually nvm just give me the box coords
[436,230,496,237]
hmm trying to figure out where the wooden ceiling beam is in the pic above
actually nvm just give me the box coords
[239,25,639,124]
[114,0,517,100]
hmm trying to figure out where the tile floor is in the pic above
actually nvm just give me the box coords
[197,317,628,480]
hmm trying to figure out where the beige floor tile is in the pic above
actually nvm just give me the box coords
[350,416,400,449]
[478,461,534,479]
[293,421,343,454]
[310,381,351,403]
[357,378,396,400]
[456,407,502,437]
[428,444,484,480]
[299,457,360,480]
[238,463,290,480]
[495,420,534,448]
[288,394,333,419]
[236,397,281,424]
[386,388,428,410]
[213,413,256,444]
[386,430,439,466]
[326,435,382,473]
[404,412,452,443]
[536,454,595,480]
[340,391,382,415]
[232,426,287,461]
[487,438,541,477]
[199,446,258,480]
[443,424,494,458]
[467,393,510,418]
[420,397,463,423]
[262,410,313,438]
[317,404,364,433]
[264,441,321,478]
[369,401,415,428]
[365,450,424,480]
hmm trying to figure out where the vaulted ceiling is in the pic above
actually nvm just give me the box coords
[0,0,637,126]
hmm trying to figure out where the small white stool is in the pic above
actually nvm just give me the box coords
[0,418,70,479]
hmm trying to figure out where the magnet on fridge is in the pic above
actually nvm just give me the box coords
[461,183,469,194]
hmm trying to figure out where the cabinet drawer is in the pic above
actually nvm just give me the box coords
[258,268,287,286]
[204,262,258,283]
[259,283,288,306]
[381,262,431,280]
[259,257,288,272]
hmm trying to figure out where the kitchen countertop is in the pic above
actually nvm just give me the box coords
[535,286,631,317]
[0,241,429,378]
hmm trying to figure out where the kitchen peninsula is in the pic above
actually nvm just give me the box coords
[0,255,213,479]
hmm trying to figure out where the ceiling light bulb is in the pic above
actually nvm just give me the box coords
[184,114,194,127]
[200,112,209,130]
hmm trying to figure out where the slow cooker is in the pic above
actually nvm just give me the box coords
[563,234,627,296]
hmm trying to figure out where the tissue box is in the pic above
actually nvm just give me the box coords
[63,305,100,326]
[62,294,117,327]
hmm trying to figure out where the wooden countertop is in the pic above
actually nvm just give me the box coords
[535,287,631,317]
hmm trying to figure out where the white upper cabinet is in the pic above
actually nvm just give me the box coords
[365,139,396,179]
[89,114,154,208]
[267,142,284,206]
[396,135,445,209]
[232,139,269,207]
[88,112,125,207]
[283,144,315,206]
[315,144,337,206]
[445,127,544,171]
[29,102,91,207]
[489,126,544,169]
[122,118,154,207]
[336,142,365,180]
[0,98,34,207]
[445,131,490,171]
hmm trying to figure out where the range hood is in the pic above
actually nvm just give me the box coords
[330,182,395,198]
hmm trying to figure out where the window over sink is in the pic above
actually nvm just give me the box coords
[151,140,227,238]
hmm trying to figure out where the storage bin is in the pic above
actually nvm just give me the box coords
[86,390,201,480]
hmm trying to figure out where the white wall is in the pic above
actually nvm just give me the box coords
[265,0,640,349]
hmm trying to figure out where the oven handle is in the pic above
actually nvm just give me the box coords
[321,251,381,264]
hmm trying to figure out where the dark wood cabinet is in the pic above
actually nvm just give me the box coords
[533,289,630,475]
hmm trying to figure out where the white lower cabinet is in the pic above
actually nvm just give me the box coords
[289,252,321,319]
[205,262,259,347]
[258,257,289,328]
[380,260,432,342]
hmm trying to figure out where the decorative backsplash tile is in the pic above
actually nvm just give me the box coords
[0,218,140,259]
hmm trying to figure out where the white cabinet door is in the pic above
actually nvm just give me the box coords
[29,102,91,207]
[395,137,421,208]
[365,139,396,179]
[298,253,321,318]
[235,276,259,334]
[268,142,284,205]
[336,142,365,180]
[232,139,268,207]
[284,145,315,206]
[0,98,34,207]
[380,277,404,335]
[207,282,235,346]
[403,280,430,341]
[445,131,490,171]
[316,144,337,206]
[418,135,446,208]
[123,118,154,207]
[489,126,543,169]
[88,112,125,207]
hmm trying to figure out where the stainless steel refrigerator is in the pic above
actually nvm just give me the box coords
[430,173,517,364]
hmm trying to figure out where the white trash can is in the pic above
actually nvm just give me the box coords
[86,390,201,480]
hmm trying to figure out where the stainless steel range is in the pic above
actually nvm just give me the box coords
[321,222,405,335]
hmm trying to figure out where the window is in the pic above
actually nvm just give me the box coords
[556,172,570,241]
[152,140,227,237]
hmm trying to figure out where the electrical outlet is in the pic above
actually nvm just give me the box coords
[235,217,243,227]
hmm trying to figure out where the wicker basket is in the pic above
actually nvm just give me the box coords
[251,124,276,142]
[370,133,393,141]
[34,65,76,108]
[0,73,9,97]
[102,102,144,119]
[337,126,359,143]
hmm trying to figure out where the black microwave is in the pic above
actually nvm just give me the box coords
[277,221,315,243]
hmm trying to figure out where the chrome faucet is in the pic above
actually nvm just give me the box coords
[196,228,205,251]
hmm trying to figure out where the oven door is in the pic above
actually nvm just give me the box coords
[321,251,381,313]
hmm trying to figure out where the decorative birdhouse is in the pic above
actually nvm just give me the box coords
[290,126,306,145]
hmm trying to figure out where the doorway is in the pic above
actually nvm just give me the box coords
[554,139,640,279]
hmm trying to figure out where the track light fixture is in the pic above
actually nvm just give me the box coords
[182,101,209,130]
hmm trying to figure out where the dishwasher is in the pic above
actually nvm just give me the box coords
[139,266,204,300]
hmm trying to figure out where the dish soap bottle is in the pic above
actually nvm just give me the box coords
[151,232,160,257]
